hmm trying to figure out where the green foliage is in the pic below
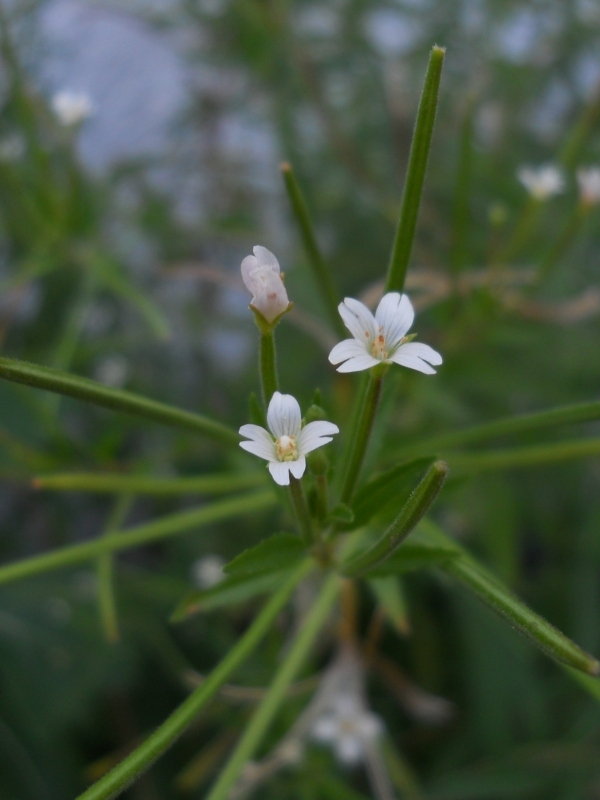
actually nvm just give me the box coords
[223,533,306,578]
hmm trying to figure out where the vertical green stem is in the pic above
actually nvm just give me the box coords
[314,474,329,522]
[339,372,384,505]
[288,476,314,544]
[259,331,278,407]
[75,561,313,800]
[280,162,345,337]
[97,494,132,643]
[205,574,341,800]
[385,46,445,293]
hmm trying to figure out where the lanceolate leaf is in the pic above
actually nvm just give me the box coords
[223,533,305,579]
[350,456,436,529]
[171,571,290,622]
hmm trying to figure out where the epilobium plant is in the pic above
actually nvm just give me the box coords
[1,45,600,800]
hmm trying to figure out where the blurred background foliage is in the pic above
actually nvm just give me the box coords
[1,0,600,797]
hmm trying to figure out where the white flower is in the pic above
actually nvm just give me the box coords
[241,246,290,324]
[517,164,564,200]
[192,555,225,589]
[239,391,338,486]
[577,166,600,205]
[51,90,94,126]
[312,692,382,765]
[328,292,442,374]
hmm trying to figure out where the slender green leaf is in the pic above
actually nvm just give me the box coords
[419,520,600,676]
[450,438,600,474]
[351,456,435,528]
[171,571,288,621]
[75,561,313,800]
[385,45,445,293]
[33,471,266,495]
[342,461,448,577]
[0,356,240,445]
[223,533,305,579]
[397,400,600,458]
[0,490,276,586]
[280,162,345,337]
[97,495,132,643]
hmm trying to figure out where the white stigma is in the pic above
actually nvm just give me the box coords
[276,434,298,462]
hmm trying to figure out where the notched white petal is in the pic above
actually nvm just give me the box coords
[298,421,339,455]
[338,298,378,345]
[269,461,291,485]
[253,245,280,272]
[267,391,302,438]
[288,457,306,480]
[376,292,414,348]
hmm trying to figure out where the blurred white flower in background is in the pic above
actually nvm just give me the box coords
[576,166,600,205]
[191,555,225,589]
[239,392,338,486]
[517,164,564,200]
[241,246,290,324]
[311,691,383,765]
[329,292,442,374]
[51,89,94,126]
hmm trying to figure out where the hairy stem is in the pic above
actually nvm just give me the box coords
[259,331,279,407]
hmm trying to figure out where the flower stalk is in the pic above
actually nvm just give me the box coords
[259,329,279,406]
[288,475,315,545]
[339,370,386,505]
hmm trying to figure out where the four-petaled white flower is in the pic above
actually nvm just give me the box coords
[311,693,382,765]
[328,292,442,374]
[239,392,338,485]
[51,90,94,126]
[241,246,290,324]
[517,164,564,201]
[577,166,600,206]
[191,555,225,589]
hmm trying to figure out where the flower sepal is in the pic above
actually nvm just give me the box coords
[249,301,293,334]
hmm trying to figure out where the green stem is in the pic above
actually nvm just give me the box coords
[288,476,314,544]
[385,46,445,293]
[97,495,132,643]
[205,573,340,800]
[339,372,384,505]
[394,399,600,458]
[75,561,313,800]
[33,471,266,495]
[342,460,448,576]
[0,490,275,587]
[259,331,279,407]
[450,437,600,474]
[280,162,345,336]
[0,356,239,446]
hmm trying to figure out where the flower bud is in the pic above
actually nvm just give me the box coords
[241,246,290,325]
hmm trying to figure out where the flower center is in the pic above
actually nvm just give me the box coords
[276,434,298,462]
[370,333,388,360]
